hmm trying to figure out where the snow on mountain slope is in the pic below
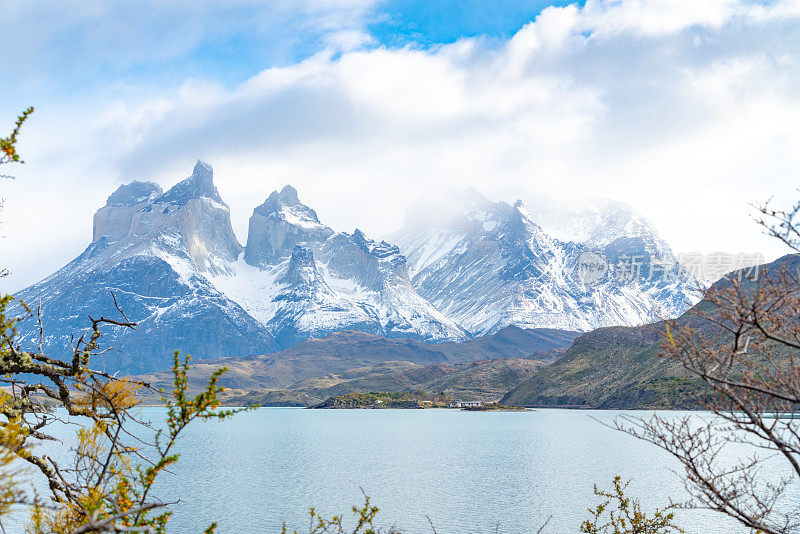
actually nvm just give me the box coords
[14,161,279,374]
[208,186,469,346]
[244,185,333,267]
[389,190,697,335]
[525,197,673,254]
[15,166,470,374]
[13,161,696,375]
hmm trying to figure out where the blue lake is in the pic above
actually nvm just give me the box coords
[17,408,751,533]
[149,408,742,533]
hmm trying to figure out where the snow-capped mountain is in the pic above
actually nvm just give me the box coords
[210,185,467,347]
[15,162,279,374]
[388,190,696,335]
[14,163,465,373]
[529,198,674,254]
[14,162,696,374]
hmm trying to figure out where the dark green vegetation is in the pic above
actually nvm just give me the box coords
[312,391,452,409]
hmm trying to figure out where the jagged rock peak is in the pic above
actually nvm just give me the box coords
[106,181,162,207]
[510,199,536,226]
[244,185,333,267]
[453,186,493,209]
[279,244,319,285]
[253,185,321,224]
[278,185,299,203]
[347,229,405,266]
[351,228,367,244]
[156,160,226,207]
[291,243,314,263]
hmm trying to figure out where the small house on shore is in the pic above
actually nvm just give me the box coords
[449,401,483,408]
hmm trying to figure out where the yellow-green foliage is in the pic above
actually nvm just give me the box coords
[281,495,400,534]
[22,349,249,534]
[0,107,33,167]
[0,107,254,533]
[0,291,250,533]
[0,395,28,517]
[580,476,684,534]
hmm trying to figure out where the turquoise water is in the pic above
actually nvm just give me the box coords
[148,408,742,534]
[18,408,750,533]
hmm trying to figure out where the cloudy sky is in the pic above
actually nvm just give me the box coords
[1,0,799,291]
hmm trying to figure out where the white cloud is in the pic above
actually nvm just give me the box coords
[2,0,800,292]
[323,29,376,51]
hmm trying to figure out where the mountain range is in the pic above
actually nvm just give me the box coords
[223,358,550,408]
[501,254,800,408]
[134,325,578,399]
[390,190,695,333]
[148,256,793,410]
[14,161,697,374]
